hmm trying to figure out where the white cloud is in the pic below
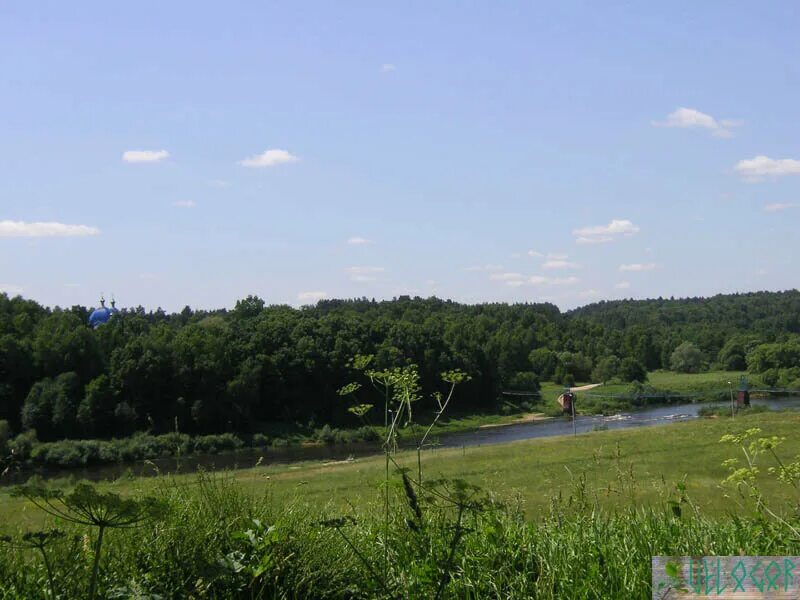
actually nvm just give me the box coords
[346,266,384,282]
[0,284,23,296]
[298,291,327,303]
[489,272,525,282]
[575,236,613,245]
[573,219,640,237]
[122,150,169,163]
[173,200,196,208]
[619,263,656,272]
[381,63,396,72]
[542,260,580,270]
[546,252,569,260]
[764,202,797,212]
[208,179,229,188]
[736,156,800,181]
[615,281,631,289]
[347,236,374,245]
[549,276,580,286]
[578,289,599,298]
[465,264,504,272]
[652,107,739,138]
[491,273,579,287]
[240,149,299,168]
[527,250,543,257]
[0,220,100,238]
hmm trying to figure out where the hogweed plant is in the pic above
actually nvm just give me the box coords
[0,529,76,599]
[720,427,800,540]
[11,482,166,600]
[336,356,474,597]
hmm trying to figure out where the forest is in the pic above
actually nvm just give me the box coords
[2,290,800,444]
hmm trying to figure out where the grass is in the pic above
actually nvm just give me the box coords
[2,411,799,598]
[539,370,763,415]
[4,410,798,528]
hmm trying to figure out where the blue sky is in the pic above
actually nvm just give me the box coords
[1,1,799,311]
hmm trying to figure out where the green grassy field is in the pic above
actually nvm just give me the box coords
[539,370,759,411]
[3,410,799,598]
[4,410,797,531]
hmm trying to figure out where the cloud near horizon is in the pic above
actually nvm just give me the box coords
[0,220,100,238]
[0,284,23,295]
[491,272,579,287]
[466,264,504,272]
[542,259,581,270]
[573,219,640,238]
[346,266,385,282]
[122,150,169,163]
[240,149,299,168]
[347,236,373,245]
[764,203,797,212]
[576,236,613,245]
[619,263,656,272]
[297,291,328,303]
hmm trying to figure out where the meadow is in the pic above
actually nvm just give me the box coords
[2,411,799,598]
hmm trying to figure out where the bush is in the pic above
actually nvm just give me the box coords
[251,433,270,448]
[192,433,245,455]
[315,424,335,444]
[9,430,37,461]
[698,404,770,418]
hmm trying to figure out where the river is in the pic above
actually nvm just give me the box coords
[4,396,800,486]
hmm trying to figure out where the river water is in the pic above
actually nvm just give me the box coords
[4,397,800,485]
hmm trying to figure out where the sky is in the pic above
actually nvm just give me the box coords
[1,1,799,312]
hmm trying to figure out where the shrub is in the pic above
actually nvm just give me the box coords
[251,433,270,448]
[315,424,335,444]
[9,430,37,461]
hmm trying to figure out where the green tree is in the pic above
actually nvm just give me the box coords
[669,342,705,373]
[618,357,647,383]
[77,375,116,437]
[591,356,620,383]
[529,348,557,380]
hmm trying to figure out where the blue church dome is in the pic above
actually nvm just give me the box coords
[88,296,119,328]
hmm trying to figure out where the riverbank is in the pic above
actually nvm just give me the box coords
[540,369,765,414]
[0,370,770,477]
[0,408,558,477]
[3,410,798,530]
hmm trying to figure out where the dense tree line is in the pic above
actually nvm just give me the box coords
[1,290,800,442]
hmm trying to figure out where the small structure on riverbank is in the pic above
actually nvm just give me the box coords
[737,375,751,408]
[557,391,575,415]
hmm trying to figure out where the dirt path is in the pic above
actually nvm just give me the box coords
[569,383,603,392]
